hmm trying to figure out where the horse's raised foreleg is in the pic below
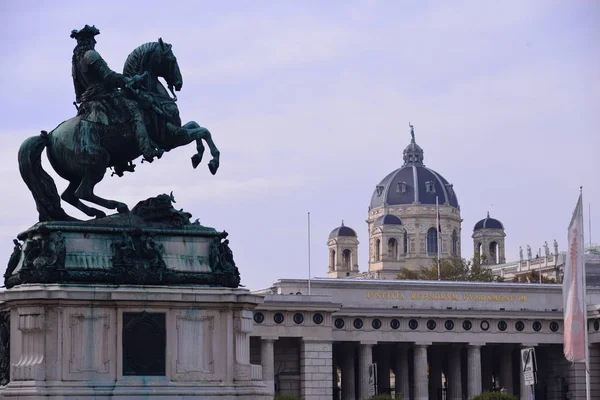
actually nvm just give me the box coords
[191,139,205,169]
[74,170,129,214]
[181,121,220,174]
[62,181,107,218]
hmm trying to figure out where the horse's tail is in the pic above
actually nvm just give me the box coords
[18,131,74,222]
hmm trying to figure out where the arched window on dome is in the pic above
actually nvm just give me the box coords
[342,249,352,269]
[388,238,398,260]
[426,228,438,255]
[451,230,458,255]
[375,239,381,261]
[403,230,408,255]
[489,242,498,264]
[329,249,336,270]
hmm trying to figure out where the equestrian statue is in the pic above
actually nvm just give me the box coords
[18,25,220,222]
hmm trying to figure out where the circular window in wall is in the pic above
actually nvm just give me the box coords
[253,312,264,324]
[293,313,304,324]
[372,319,382,330]
[274,312,285,324]
[408,319,419,330]
[550,321,559,332]
[445,320,454,330]
[498,321,508,331]
[427,320,437,330]
[463,320,472,331]
[595,320,600,332]
[480,320,490,331]
[313,313,324,325]
[390,319,401,330]
[334,318,345,329]
[515,321,525,332]
[353,318,364,329]
[533,321,542,332]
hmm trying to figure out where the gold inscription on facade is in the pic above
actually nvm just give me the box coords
[365,291,527,302]
[366,291,406,300]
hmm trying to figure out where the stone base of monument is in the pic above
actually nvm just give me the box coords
[0,194,270,399]
[0,284,270,399]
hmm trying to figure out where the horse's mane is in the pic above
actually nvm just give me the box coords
[123,42,159,77]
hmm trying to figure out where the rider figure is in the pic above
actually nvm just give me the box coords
[70,25,163,162]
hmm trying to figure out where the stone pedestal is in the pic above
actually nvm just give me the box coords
[0,284,270,399]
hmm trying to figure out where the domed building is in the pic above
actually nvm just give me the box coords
[365,124,462,278]
[327,222,359,278]
[472,212,506,265]
[242,125,600,400]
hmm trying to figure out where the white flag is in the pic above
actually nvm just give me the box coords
[563,192,586,362]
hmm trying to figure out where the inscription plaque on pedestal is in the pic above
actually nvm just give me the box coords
[123,312,166,376]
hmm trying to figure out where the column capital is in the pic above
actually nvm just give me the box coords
[414,342,431,347]
[468,342,486,347]
[261,336,278,342]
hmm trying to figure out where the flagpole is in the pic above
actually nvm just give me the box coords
[582,189,590,400]
[436,196,441,280]
[308,212,311,295]
[589,203,592,249]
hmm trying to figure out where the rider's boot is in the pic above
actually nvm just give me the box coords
[133,120,163,162]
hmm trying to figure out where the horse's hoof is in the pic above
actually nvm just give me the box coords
[94,210,107,219]
[191,154,202,169]
[116,204,129,214]
[208,159,219,175]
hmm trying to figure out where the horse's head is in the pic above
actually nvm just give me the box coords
[156,38,182,92]
[123,39,183,93]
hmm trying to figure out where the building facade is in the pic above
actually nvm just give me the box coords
[246,127,600,400]
[250,279,600,400]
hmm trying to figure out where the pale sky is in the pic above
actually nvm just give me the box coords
[0,0,598,290]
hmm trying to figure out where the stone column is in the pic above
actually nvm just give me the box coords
[448,345,463,400]
[395,345,410,400]
[261,338,276,395]
[341,343,356,400]
[500,345,514,395]
[12,306,46,381]
[233,310,254,380]
[467,344,483,399]
[301,340,333,400]
[413,344,429,400]
[359,342,374,399]
[429,347,442,400]
[377,344,391,394]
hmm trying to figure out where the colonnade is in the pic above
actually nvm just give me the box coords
[255,337,543,400]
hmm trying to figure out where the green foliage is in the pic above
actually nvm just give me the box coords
[396,256,500,282]
[512,270,556,284]
[472,391,517,400]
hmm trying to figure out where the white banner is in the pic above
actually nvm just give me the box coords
[563,193,586,362]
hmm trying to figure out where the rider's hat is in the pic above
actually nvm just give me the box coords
[70,25,100,40]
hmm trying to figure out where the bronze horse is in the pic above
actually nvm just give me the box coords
[18,39,219,221]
